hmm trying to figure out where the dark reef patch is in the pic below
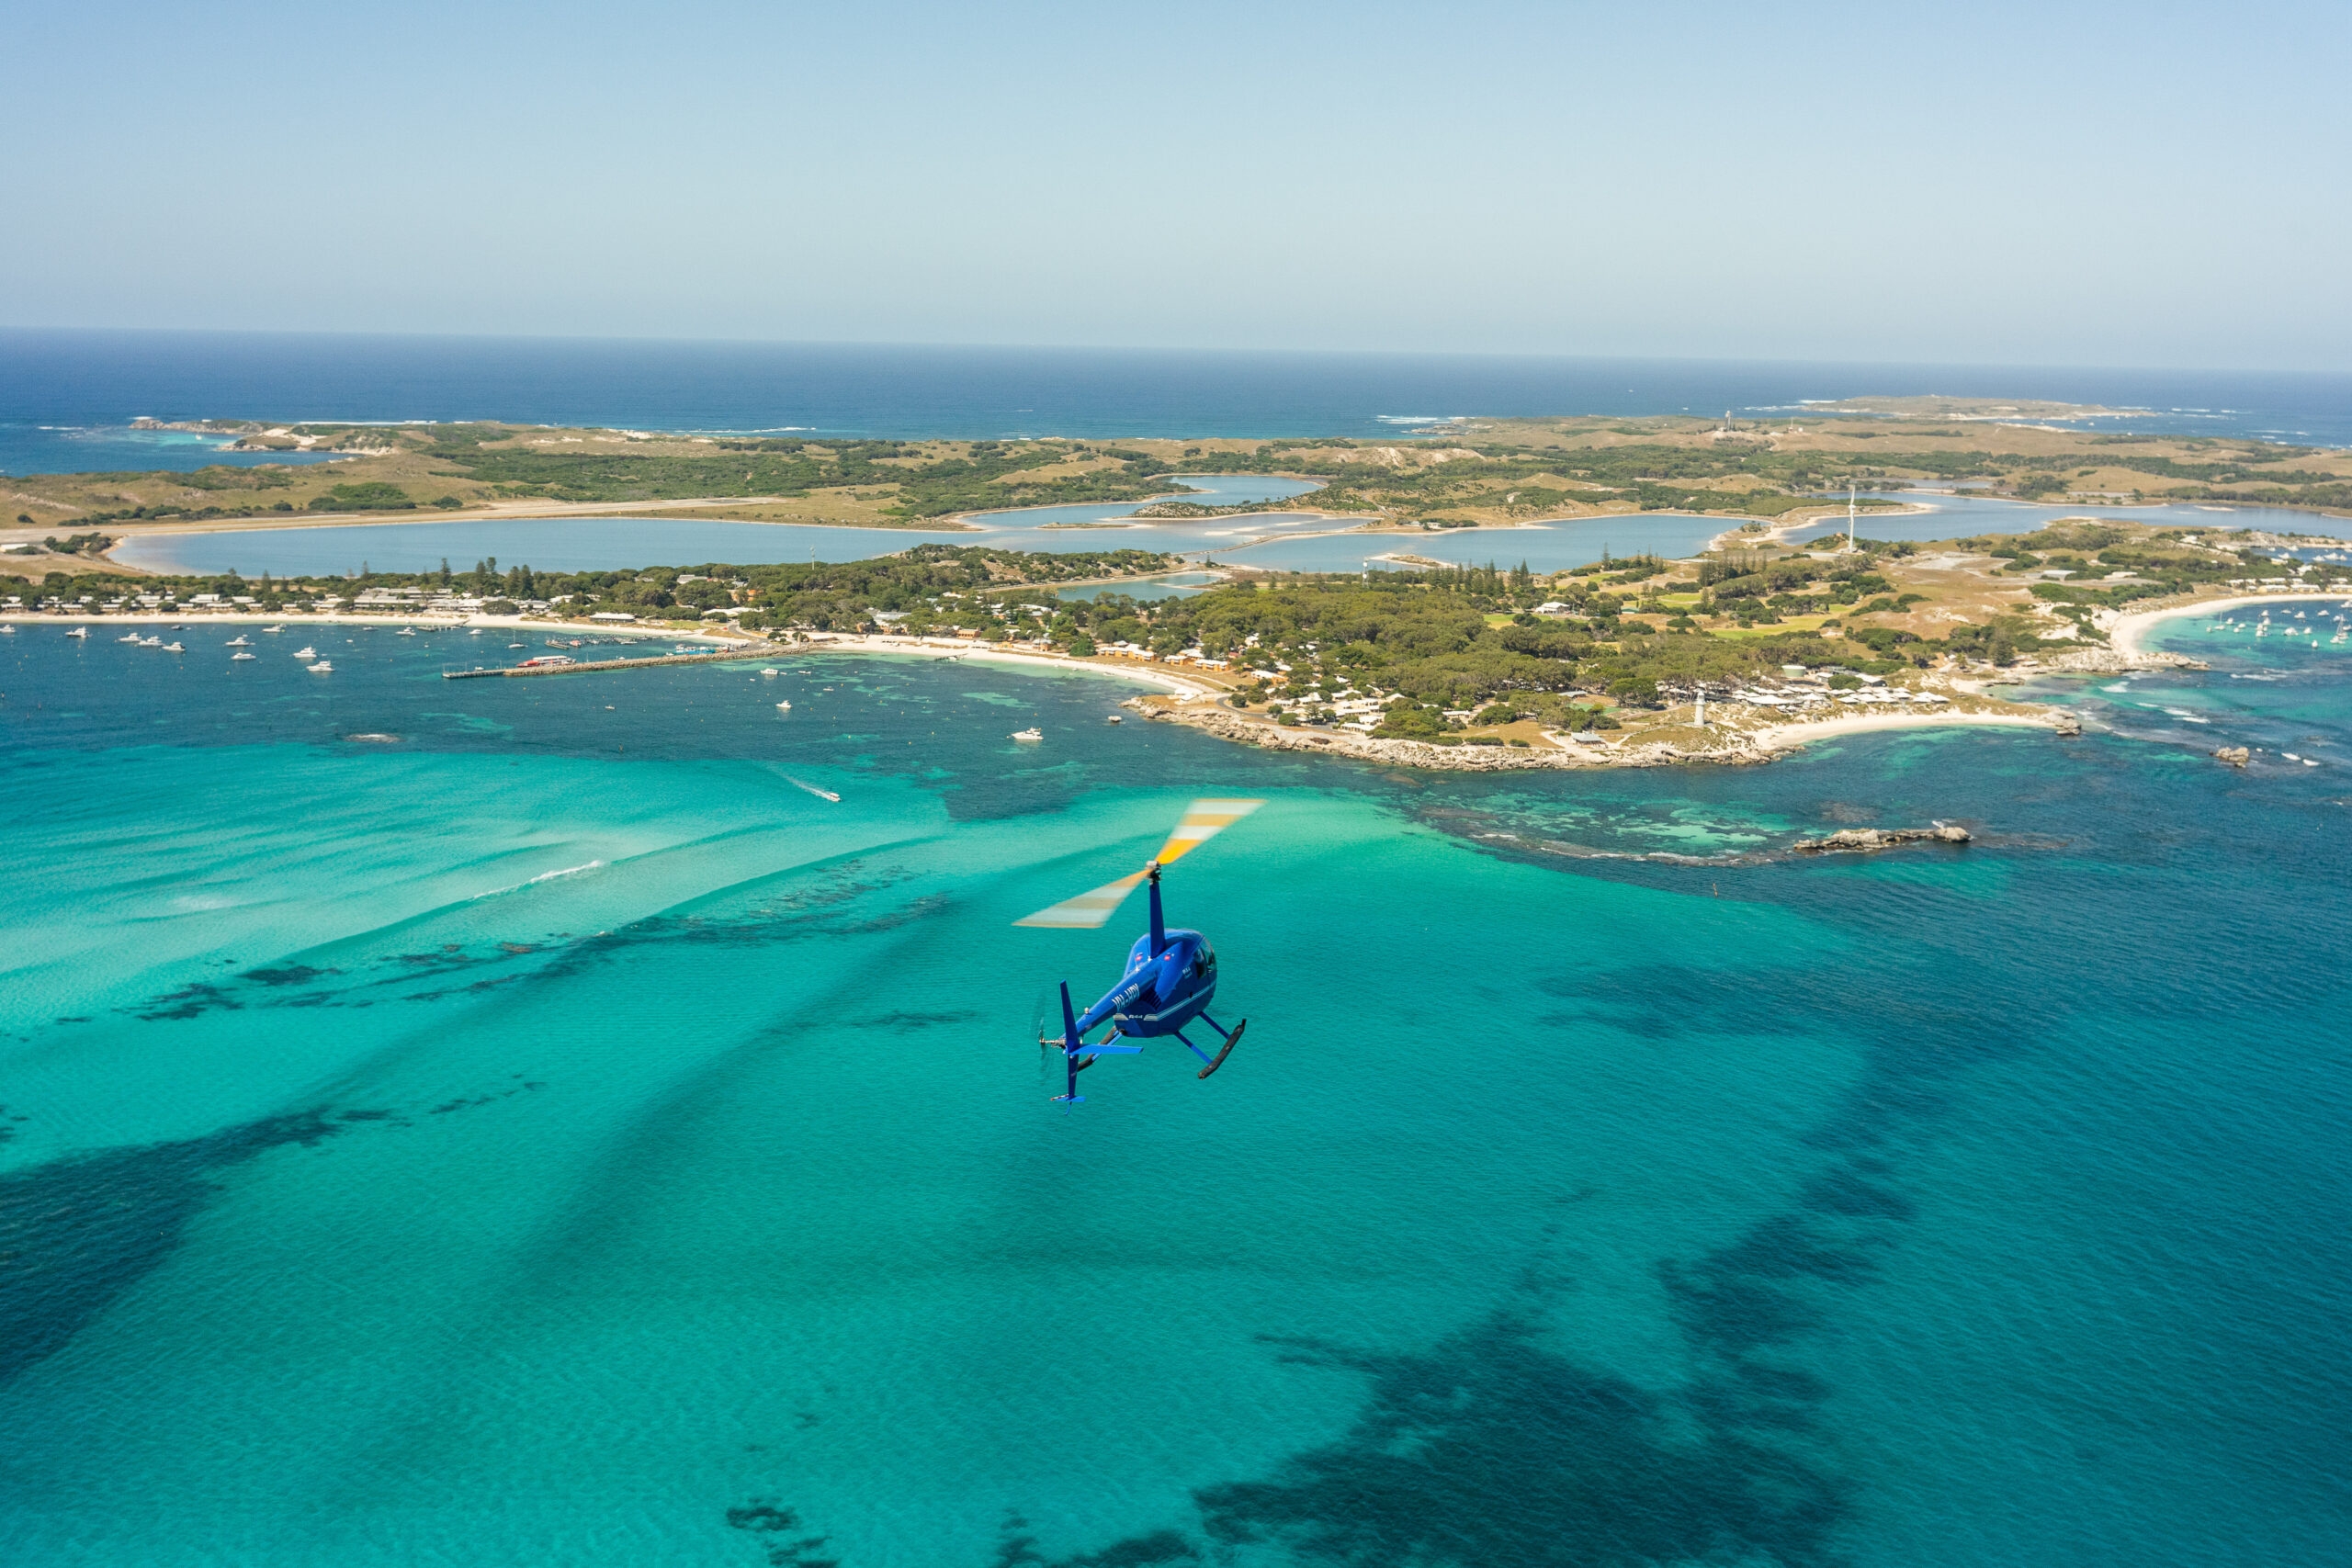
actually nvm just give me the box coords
[991,1514,1198,1567]
[1189,1309,1846,1568]
[0,1111,345,1387]
[726,1499,840,1567]
[129,981,243,1021]
[239,964,338,987]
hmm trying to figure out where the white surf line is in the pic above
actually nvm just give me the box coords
[472,859,606,898]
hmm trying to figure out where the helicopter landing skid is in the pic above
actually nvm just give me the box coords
[1198,1018,1246,1078]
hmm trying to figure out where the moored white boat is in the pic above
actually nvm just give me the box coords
[310,660,333,672]
[1011,728,1043,742]
[294,647,318,659]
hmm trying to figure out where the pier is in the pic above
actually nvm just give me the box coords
[442,647,775,680]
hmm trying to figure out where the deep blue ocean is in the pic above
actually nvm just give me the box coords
[1,609,2347,1566]
[6,329,2350,476]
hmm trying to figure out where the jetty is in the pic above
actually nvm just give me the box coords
[442,646,772,680]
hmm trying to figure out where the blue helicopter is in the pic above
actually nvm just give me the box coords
[1017,798,1261,1103]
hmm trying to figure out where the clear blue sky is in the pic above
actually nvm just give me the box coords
[6,1,2346,369]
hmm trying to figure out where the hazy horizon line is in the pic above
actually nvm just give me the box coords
[5,324,2346,382]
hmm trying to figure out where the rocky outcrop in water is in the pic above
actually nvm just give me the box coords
[2213,746,2250,767]
[1792,825,1973,854]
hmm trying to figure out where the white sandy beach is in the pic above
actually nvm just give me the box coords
[1747,707,2063,751]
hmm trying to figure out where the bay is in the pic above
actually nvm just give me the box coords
[1,615,2347,1565]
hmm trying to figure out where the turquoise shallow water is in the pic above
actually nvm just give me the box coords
[2,619,2348,1566]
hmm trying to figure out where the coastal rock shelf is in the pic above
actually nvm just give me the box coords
[1792,825,1974,854]
[2026,648,2210,675]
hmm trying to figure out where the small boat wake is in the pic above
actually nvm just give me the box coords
[785,776,842,803]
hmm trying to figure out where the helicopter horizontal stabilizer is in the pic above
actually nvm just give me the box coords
[1012,799,1264,928]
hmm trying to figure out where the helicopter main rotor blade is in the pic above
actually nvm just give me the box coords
[1012,799,1264,928]
[1014,868,1149,929]
[1149,798,1264,869]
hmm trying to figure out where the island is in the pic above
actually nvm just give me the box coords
[6,399,2350,547]
[8,509,2345,772]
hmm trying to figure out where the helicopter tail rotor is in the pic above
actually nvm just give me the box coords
[1052,981,1083,1103]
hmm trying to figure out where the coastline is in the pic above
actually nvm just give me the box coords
[6,606,2089,769]
[0,610,1226,699]
[1132,688,2075,773]
[1744,708,2060,750]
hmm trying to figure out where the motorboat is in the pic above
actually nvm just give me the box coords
[310,660,333,673]
[162,641,184,652]
[1011,728,1043,742]
[262,625,285,633]
[232,651,257,660]
[119,632,143,643]
[775,699,792,711]
[294,647,318,659]
[398,626,418,637]
[66,626,88,638]
[226,636,253,647]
